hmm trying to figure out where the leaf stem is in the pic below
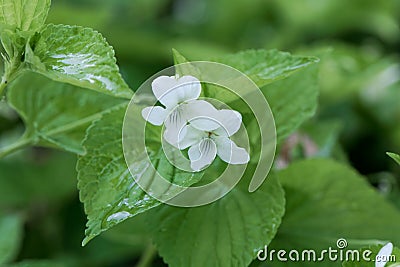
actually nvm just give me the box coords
[135,244,157,267]
[1,52,26,98]
[0,137,32,159]
[0,76,7,98]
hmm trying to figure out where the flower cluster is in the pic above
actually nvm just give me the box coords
[142,75,250,171]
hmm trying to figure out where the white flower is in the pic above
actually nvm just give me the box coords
[177,105,250,171]
[376,242,393,267]
[141,74,250,172]
[142,75,210,145]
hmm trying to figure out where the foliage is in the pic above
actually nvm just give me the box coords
[0,0,399,267]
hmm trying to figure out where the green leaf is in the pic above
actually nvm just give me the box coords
[262,64,319,142]
[25,24,133,99]
[0,214,23,265]
[5,72,125,155]
[0,29,26,60]
[0,152,77,208]
[387,152,400,165]
[214,49,319,88]
[0,29,30,94]
[0,0,50,32]
[342,244,400,267]
[77,105,203,245]
[172,49,319,143]
[172,48,189,66]
[148,174,285,267]
[172,48,202,77]
[269,159,400,267]
[216,52,319,143]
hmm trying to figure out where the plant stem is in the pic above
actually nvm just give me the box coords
[135,244,157,267]
[0,77,7,98]
[1,55,24,98]
[0,137,32,159]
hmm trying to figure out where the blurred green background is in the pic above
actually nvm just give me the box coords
[0,0,399,266]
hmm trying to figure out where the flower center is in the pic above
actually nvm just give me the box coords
[206,131,219,139]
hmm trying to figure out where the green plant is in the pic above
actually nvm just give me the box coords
[1,1,399,267]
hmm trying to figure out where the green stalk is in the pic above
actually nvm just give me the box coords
[135,244,157,267]
[0,76,7,97]
[0,53,25,98]
[0,137,32,159]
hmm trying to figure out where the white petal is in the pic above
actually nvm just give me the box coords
[215,136,250,164]
[163,106,188,146]
[163,119,187,148]
[152,75,201,108]
[151,76,179,107]
[186,100,221,131]
[174,76,202,103]
[188,138,217,171]
[214,109,242,137]
[376,242,393,267]
[141,106,167,126]
[177,125,206,150]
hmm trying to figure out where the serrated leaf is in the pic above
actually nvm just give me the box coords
[172,48,202,77]
[0,29,25,59]
[6,72,125,154]
[262,64,319,142]
[0,29,31,90]
[77,105,203,245]
[387,152,400,165]
[172,49,318,89]
[25,24,133,99]
[0,214,23,265]
[216,50,318,143]
[172,49,319,143]
[214,49,319,88]
[268,159,400,267]
[148,174,285,267]
[0,0,50,32]
[342,244,400,267]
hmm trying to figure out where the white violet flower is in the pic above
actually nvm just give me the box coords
[142,75,211,145]
[177,105,250,171]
